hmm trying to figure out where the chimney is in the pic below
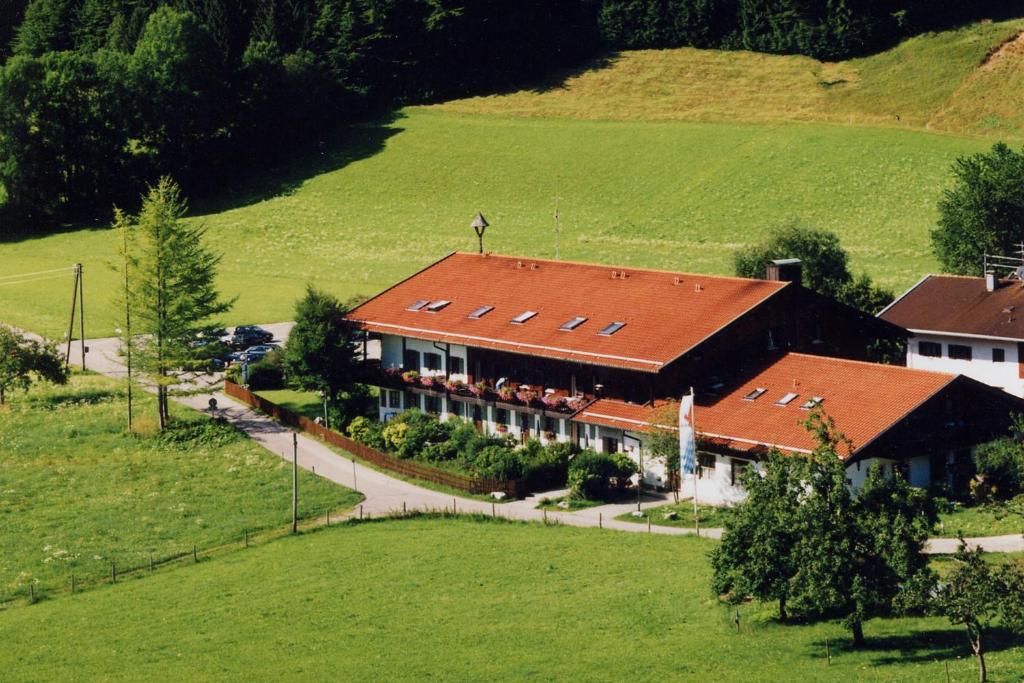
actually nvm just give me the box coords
[766,258,802,287]
[986,271,997,292]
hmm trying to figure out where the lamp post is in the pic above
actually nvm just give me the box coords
[471,212,489,254]
[637,448,644,512]
[319,389,329,429]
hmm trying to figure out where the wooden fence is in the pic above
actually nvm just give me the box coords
[224,381,526,497]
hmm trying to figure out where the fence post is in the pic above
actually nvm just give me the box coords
[648,517,651,533]
[244,529,249,548]
[452,498,456,515]
[403,501,407,516]
[326,510,330,526]
[825,638,831,664]
[29,583,35,603]
[70,573,76,594]
[193,544,198,563]
[111,562,117,583]
[599,513,602,529]
[492,502,495,518]
[543,509,547,524]
[149,555,154,572]
[359,504,363,520]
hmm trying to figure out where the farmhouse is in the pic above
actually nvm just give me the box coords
[346,252,1022,503]
[879,273,1024,398]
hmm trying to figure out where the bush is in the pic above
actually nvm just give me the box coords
[347,416,383,447]
[973,437,1024,501]
[472,444,524,480]
[522,439,575,488]
[567,449,638,500]
[245,358,284,390]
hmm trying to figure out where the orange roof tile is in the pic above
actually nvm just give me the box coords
[573,354,956,457]
[347,252,788,372]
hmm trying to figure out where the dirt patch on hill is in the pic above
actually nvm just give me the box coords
[978,30,1024,72]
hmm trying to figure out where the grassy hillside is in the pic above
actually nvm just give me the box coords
[436,20,1024,137]
[2,517,1022,681]
[2,21,1022,338]
[0,374,361,600]
[0,112,987,338]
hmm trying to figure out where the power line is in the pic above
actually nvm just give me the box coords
[0,272,75,287]
[0,266,74,281]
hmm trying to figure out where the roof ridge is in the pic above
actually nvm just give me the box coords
[784,351,956,379]
[452,251,790,288]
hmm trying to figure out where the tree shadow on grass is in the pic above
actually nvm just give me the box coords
[189,110,405,218]
[823,625,1021,666]
[0,111,405,246]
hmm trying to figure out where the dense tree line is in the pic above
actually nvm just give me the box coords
[0,0,1013,234]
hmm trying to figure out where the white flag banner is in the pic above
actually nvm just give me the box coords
[679,393,696,476]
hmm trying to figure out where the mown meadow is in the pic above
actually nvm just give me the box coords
[0,374,361,601]
[3,22,1023,338]
[1,516,1022,682]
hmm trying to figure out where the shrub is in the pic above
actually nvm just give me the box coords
[382,421,411,453]
[973,437,1024,501]
[471,444,524,480]
[347,416,384,446]
[567,449,636,500]
[246,358,284,390]
[522,439,575,487]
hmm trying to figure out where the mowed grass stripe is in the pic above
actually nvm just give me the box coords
[0,111,988,338]
[1,517,1021,682]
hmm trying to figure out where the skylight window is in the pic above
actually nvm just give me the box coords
[511,311,537,325]
[800,396,823,410]
[407,300,429,312]
[775,392,799,407]
[560,316,588,331]
[425,300,451,312]
[598,322,626,336]
[468,305,494,319]
[743,388,767,401]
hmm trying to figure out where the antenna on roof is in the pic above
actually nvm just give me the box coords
[553,196,562,260]
[983,244,1024,290]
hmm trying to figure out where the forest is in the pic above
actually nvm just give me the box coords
[0,0,1012,234]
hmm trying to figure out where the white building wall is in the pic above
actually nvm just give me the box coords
[380,334,469,383]
[906,333,1024,397]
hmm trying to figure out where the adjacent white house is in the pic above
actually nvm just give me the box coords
[879,273,1024,397]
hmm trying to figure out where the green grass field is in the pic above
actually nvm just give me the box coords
[0,111,990,338]
[2,516,1022,682]
[3,22,1023,339]
[0,374,361,600]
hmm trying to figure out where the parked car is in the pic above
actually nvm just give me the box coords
[227,344,280,365]
[227,325,274,350]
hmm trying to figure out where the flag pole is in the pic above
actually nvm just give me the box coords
[691,387,699,537]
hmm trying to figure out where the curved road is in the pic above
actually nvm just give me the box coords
[60,325,1023,553]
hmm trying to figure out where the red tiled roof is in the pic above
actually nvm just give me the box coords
[573,354,956,457]
[879,275,1024,340]
[347,252,788,372]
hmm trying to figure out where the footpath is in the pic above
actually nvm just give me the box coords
[60,328,1023,553]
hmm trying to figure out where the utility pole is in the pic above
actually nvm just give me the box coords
[291,432,299,534]
[121,231,133,431]
[64,265,80,370]
[77,263,85,370]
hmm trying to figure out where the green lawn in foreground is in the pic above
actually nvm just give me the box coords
[0,374,361,600]
[617,501,736,528]
[2,516,1022,682]
[937,503,1024,538]
[0,109,989,339]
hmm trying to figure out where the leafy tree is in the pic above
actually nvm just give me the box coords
[710,450,802,621]
[0,325,67,404]
[646,400,680,500]
[0,0,31,60]
[118,176,233,430]
[972,436,1024,502]
[932,143,1024,276]
[734,222,893,313]
[12,0,77,56]
[283,285,363,405]
[786,411,936,646]
[936,540,1024,682]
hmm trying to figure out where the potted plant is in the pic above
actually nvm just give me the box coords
[498,385,516,401]
[515,388,538,404]
[470,381,488,397]
[401,370,420,383]
[541,394,565,409]
[420,375,436,388]
[444,378,465,392]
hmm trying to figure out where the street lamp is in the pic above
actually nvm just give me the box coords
[319,389,329,429]
[471,212,489,254]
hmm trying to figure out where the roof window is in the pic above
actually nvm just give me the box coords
[743,388,767,401]
[468,305,493,319]
[560,316,588,331]
[407,300,429,312]
[598,321,626,336]
[775,392,799,406]
[425,300,451,312]
[511,311,537,325]
[800,396,823,410]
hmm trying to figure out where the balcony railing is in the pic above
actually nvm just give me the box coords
[367,366,591,415]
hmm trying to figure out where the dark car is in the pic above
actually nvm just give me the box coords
[227,325,274,350]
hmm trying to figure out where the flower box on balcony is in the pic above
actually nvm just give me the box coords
[419,376,437,388]
[401,370,420,383]
[495,425,509,433]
